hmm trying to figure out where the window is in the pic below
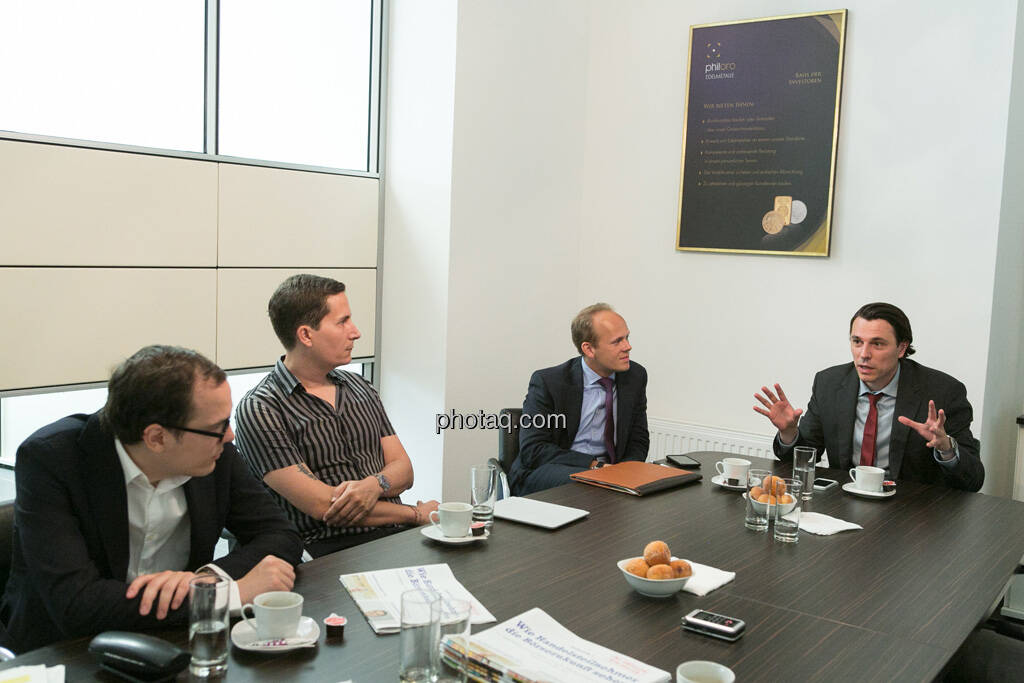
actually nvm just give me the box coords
[0,0,381,174]
[0,363,370,468]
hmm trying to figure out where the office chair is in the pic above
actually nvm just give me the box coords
[487,408,522,500]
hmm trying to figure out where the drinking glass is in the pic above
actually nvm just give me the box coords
[435,597,472,683]
[188,575,229,678]
[744,469,773,531]
[773,478,803,543]
[793,446,817,501]
[399,589,441,682]
[470,464,498,528]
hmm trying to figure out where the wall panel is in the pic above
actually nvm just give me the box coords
[218,165,378,267]
[0,268,217,389]
[0,141,217,266]
[216,268,377,370]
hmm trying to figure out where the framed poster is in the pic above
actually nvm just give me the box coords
[676,10,847,256]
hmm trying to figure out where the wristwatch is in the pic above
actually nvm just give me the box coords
[374,473,391,492]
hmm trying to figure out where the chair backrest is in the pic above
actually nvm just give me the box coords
[497,408,522,473]
[0,500,14,598]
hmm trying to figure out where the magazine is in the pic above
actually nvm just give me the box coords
[339,563,496,634]
[443,607,670,683]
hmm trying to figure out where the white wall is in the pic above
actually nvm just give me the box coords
[380,0,458,503]
[982,0,1024,497]
[438,0,591,501]
[383,0,1023,499]
[577,0,1017,496]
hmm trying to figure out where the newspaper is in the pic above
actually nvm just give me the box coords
[339,563,496,634]
[451,608,670,683]
[0,665,65,683]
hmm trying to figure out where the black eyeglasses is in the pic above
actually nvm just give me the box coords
[165,418,231,440]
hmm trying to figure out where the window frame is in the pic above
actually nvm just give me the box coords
[0,0,383,179]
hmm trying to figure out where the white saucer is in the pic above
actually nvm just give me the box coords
[710,474,746,491]
[842,482,895,499]
[231,616,319,652]
[420,525,489,544]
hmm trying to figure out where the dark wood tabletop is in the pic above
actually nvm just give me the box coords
[4,451,1024,682]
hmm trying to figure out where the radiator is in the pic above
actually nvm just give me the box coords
[647,417,776,460]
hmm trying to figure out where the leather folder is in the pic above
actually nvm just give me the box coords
[569,461,702,496]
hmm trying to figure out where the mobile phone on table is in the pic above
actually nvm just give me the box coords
[681,609,746,641]
[666,454,701,468]
[813,477,839,491]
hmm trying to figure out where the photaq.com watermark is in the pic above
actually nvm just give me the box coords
[435,410,566,435]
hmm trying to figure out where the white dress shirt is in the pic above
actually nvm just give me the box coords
[115,438,242,611]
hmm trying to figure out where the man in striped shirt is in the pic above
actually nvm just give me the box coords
[235,274,438,557]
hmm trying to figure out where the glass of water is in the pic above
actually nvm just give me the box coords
[188,575,229,678]
[470,464,498,529]
[436,597,472,682]
[773,478,803,543]
[793,446,817,501]
[399,589,441,682]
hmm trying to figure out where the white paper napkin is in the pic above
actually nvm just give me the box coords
[798,511,862,535]
[682,561,735,597]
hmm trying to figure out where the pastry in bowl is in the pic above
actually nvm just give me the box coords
[617,556,691,597]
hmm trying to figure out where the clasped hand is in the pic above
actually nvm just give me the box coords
[323,476,381,526]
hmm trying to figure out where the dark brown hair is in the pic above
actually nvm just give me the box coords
[268,274,347,350]
[850,302,916,356]
[102,345,226,443]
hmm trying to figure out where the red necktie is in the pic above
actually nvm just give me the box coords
[598,377,616,463]
[860,393,882,467]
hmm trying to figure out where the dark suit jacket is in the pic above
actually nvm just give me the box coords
[508,358,649,493]
[774,359,983,491]
[0,413,303,653]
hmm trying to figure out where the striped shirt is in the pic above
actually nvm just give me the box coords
[234,358,399,543]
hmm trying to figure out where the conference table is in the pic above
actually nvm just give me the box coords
[3,451,1024,681]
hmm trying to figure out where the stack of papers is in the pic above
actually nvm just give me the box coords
[339,563,495,634]
[449,608,670,683]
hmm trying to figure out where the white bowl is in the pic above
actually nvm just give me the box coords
[743,492,798,516]
[617,557,691,598]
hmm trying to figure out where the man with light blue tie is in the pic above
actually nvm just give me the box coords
[508,303,650,495]
[753,302,983,491]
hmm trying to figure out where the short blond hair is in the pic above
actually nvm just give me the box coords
[571,303,615,354]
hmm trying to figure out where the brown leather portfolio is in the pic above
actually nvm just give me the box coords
[569,461,702,496]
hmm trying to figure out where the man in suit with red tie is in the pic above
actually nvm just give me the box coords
[509,303,649,495]
[753,302,983,491]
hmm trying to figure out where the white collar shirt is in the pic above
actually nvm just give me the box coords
[114,438,192,582]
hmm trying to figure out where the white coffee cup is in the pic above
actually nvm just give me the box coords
[677,660,735,683]
[429,502,473,538]
[849,465,885,493]
[241,591,303,640]
[715,458,751,487]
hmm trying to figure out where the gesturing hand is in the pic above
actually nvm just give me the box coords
[753,383,803,442]
[897,400,952,452]
[323,477,382,526]
[126,570,196,620]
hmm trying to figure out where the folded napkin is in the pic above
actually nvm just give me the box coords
[798,512,862,536]
[683,561,735,597]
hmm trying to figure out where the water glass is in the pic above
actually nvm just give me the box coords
[470,464,498,528]
[773,478,803,543]
[188,575,229,678]
[435,597,472,683]
[793,446,817,501]
[399,589,441,682]
[744,469,773,531]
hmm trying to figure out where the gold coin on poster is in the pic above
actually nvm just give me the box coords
[762,210,785,234]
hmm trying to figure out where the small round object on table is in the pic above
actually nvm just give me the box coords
[324,614,347,639]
